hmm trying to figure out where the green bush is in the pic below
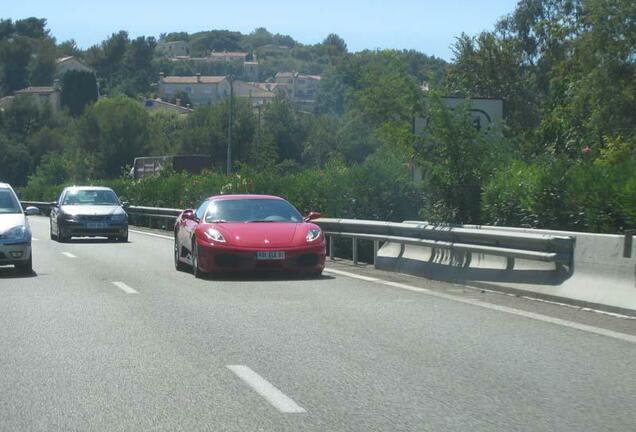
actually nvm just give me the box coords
[19,154,422,222]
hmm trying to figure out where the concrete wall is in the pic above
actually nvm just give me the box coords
[376,224,636,314]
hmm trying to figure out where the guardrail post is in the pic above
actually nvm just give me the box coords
[329,236,334,260]
[373,240,379,265]
[352,237,358,265]
[625,230,635,258]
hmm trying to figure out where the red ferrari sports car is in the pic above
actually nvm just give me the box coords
[174,194,326,278]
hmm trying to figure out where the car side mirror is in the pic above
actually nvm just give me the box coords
[304,211,321,222]
[122,201,130,209]
[181,209,197,221]
[24,206,39,216]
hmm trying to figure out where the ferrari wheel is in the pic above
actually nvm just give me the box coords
[192,241,207,279]
[174,238,187,272]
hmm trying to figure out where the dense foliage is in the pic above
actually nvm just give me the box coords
[2,0,636,233]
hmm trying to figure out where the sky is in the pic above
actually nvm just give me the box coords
[3,0,519,61]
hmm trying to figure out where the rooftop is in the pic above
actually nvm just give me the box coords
[15,86,57,94]
[209,51,247,57]
[145,98,194,113]
[56,56,75,64]
[160,75,227,84]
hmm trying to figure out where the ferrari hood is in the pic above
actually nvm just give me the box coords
[214,222,301,247]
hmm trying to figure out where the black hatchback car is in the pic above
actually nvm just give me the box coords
[50,186,129,242]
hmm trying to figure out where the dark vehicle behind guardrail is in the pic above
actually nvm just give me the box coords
[132,155,212,179]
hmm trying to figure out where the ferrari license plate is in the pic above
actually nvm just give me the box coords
[256,251,285,260]
[87,222,107,229]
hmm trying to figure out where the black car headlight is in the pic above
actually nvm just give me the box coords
[111,214,127,223]
[62,214,80,222]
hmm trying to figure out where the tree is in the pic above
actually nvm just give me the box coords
[77,96,151,177]
[261,96,308,163]
[0,36,32,94]
[61,70,99,116]
[0,132,31,186]
[177,98,256,169]
[415,94,506,224]
[301,114,341,166]
[322,34,347,57]
[447,32,539,143]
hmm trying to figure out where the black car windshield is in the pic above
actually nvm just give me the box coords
[205,199,302,223]
[62,189,120,206]
[0,189,21,214]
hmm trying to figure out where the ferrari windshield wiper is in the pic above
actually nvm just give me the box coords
[207,219,227,223]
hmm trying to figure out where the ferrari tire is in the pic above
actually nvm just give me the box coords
[174,238,187,272]
[192,241,207,279]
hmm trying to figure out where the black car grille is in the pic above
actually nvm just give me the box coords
[294,253,320,267]
[80,215,110,222]
[215,253,243,268]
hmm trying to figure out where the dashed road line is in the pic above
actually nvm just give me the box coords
[324,268,636,345]
[227,365,306,413]
[112,281,138,294]
[61,252,76,258]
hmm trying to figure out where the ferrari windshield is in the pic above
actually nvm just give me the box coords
[205,199,302,223]
[0,189,21,214]
[62,189,120,206]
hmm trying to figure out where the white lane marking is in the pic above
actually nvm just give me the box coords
[324,268,636,345]
[112,281,139,294]
[227,365,306,413]
[32,238,39,241]
[61,252,76,258]
[129,229,173,240]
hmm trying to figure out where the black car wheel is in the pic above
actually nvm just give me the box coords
[15,253,32,275]
[58,229,70,242]
[174,238,187,272]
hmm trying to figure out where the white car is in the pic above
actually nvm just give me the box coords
[0,183,39,274]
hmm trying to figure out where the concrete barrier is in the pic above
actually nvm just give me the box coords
[377,223,636,315]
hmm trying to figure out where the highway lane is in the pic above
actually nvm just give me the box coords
[0,215,635,431]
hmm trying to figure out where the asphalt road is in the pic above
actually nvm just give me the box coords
[1,216,635,431]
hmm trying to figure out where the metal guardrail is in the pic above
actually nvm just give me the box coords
[125,205,181,230]
[315,218,575,267]
[20,201,576,267]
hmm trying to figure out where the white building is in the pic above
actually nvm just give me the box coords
[156,40,190,57]
[158,74,231,107]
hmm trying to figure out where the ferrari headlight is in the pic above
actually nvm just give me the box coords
[204,228,226,243]
[4,225,29,241]
[306,228,321,242]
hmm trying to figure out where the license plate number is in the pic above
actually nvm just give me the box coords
[87,223,107,229]
[256,251,285,260]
